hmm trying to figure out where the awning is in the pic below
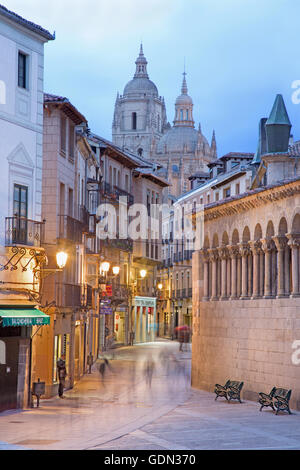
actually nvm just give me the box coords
[0,308,50,327]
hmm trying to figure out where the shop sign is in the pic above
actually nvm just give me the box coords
[100,305,113,315]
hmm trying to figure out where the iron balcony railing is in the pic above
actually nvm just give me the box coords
[56,283,82,308]
[5,216,45,247]
[58,215,86,243]
[102,236,133,252]
[102,182,134,206]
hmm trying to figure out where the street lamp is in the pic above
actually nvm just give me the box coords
[100,261,110,275]
[140,269,147,279]
[56,251,68,270]
[112,266,120,276]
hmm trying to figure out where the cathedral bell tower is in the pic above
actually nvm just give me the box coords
[112,45,168,159]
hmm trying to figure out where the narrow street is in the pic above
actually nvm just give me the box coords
[2,340,300,451]
[0,340,192,450]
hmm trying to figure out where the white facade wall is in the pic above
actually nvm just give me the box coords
[0,17,48,245]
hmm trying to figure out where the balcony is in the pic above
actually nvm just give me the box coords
[102,236,133,252]
[102,182,134,206]
[5,216,45,247]
[181,288,186,298]
[56,283,82,308]
[58,215,85,244]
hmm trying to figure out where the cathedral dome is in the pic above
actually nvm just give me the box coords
[156,126,209,154]
[123,77,158,97]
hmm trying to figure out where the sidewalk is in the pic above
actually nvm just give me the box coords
[1,340,299,450]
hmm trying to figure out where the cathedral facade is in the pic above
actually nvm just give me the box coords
[112,45,217,198]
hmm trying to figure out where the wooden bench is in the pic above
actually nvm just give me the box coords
[258,387,292,415]
[214,380,244,403]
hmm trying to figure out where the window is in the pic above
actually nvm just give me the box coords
[18,52,28,89]
[60,117,67,155]
[138,148,143,156]
[69,123,75,162]
[223,187,231,198]
[125,174,129,192]
[236,183,240,195]
[207,194,210,204]
[180,109,183,120]
[13,184,28,244]
[157,115,160,131]
[186,110,189,120]
[132,112,137,130]
[215,192,219,202]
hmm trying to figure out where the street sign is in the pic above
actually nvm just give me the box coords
[99,306,113,315]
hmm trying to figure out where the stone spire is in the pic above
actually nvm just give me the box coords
[173,71,194,128]
[265,94,291,153]
[211,130,217,159]
[134,43,149,79]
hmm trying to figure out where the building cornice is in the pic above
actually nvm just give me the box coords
[204,177,300,222]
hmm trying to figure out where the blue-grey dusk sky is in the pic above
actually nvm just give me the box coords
[4,0,300,156]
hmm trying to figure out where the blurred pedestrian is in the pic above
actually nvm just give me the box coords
[57,354,67,398]
[98,357,112,383]
[144,355,155,388]
[87,352,93,374]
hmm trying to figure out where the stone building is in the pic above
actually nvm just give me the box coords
[112,45,217,198]
[0,5,54,412]
[192,93,300,410]
[112,44,168,160]
[154,73,217,198]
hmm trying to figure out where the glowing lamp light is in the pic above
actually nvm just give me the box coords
[140,269,147,279]
[112,266,120,276]
[56,251,68,270]
[101,262,110,273]
[158,283,163,290]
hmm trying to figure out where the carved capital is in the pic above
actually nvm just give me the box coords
[249,240,262,255]
[261,238,275,253]
[207,248,219,262]
[227,245,240,258]
[218,245,229,260]
[287,233,300,248]
[200,248,210,262]
[238,243,251,257]
[272,236,287,251]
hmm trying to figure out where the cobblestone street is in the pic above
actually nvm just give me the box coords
[1,340,300,451]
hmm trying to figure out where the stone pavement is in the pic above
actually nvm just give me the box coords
[1,340,300,450]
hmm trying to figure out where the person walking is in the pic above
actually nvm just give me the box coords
[57,355,67,399]
[98,357,112,384]
[87,352,93,374]
[144,355,155,388]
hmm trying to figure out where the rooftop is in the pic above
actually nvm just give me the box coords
[0,4,55,41]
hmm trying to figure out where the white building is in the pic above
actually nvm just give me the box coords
[0,5,54,411]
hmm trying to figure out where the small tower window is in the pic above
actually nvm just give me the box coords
[180,109,183,120]
[132,112,137,130]
[138,148,143,156]
[186,110,189,120]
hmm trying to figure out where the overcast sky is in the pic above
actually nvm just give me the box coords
[3,0,300,156]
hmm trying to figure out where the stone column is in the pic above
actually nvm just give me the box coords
[273,236,288,298]
[226,256,231,298]
[259,250,264,297]
[208,249,219,301]
[238,243,250,299]
[249,241,262,299]
[287,234,300,297]
[202,249,210,301]
[218,246,228,300]
[228,245,239,300]
[261,238,274,298]
[284,244,290,295]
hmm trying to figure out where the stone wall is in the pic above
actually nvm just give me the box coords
[192,298,300,410]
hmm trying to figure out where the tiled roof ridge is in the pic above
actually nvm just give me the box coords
[0,4,55,40]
